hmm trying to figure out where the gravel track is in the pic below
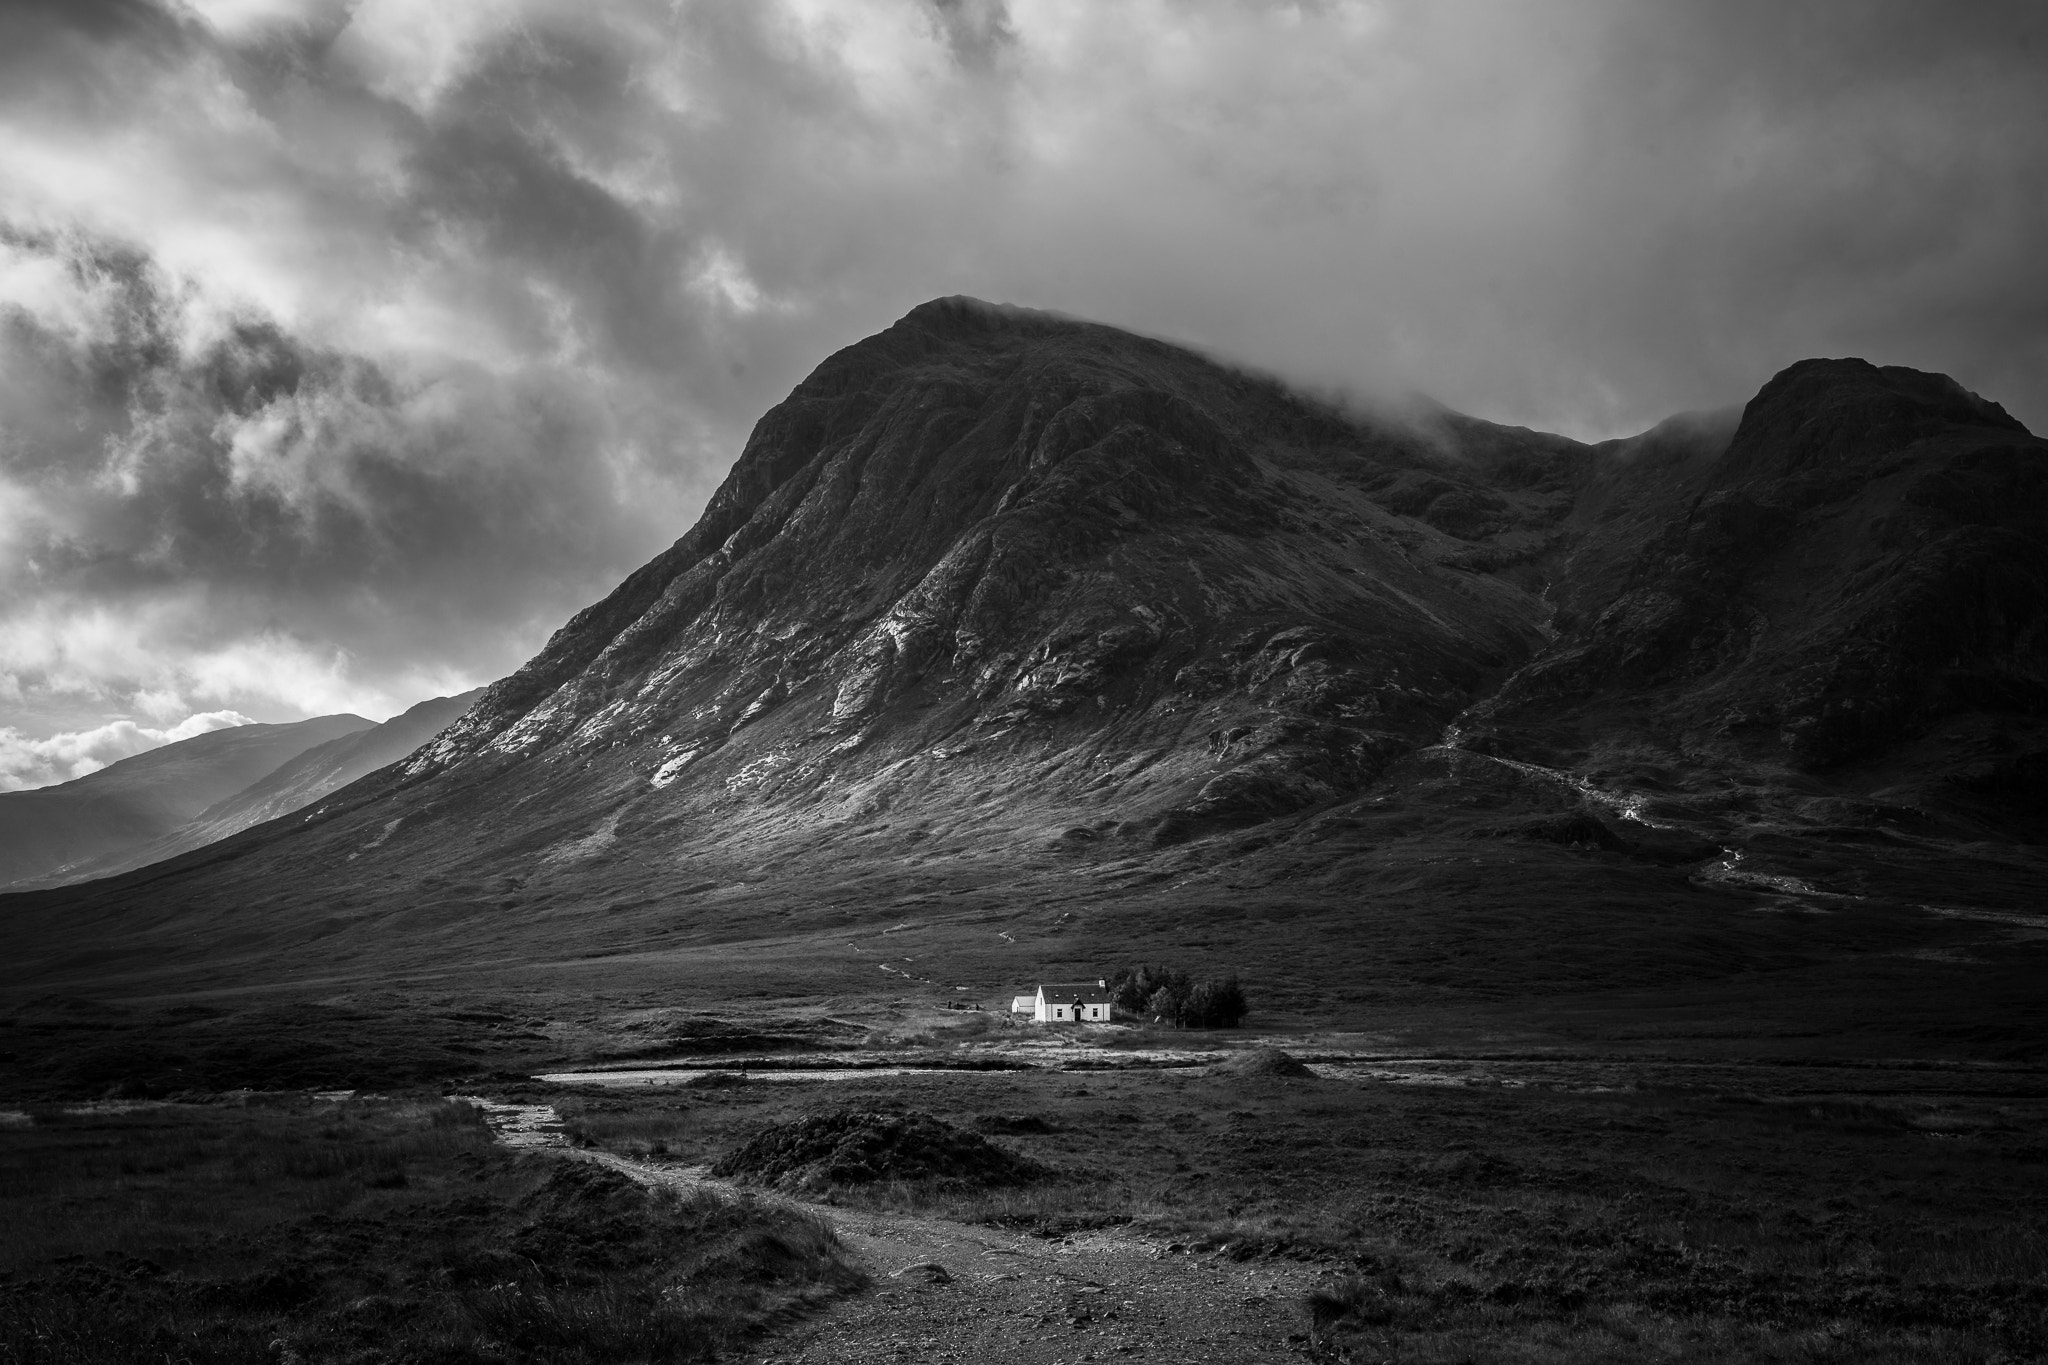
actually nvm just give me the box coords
[471,1100,1321,1363]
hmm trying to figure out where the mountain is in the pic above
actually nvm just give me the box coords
[30,690,488,887]
[3,301,2042,1056]
[0,715,372,887]
[400,297,1580,839]
[1469,361,2048,783]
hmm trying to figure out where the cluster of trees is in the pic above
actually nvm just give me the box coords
[1107,965,1249,1028]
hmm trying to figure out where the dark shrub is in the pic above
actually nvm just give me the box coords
[1110,966,1249,1027]
[710,1109,1043,1195]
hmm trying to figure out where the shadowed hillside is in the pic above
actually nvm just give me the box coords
[1470,360,2048,785]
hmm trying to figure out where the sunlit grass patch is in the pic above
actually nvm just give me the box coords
[555,1098,701,1158]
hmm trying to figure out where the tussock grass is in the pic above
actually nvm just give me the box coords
[556,1051,2048,1362]
[0,1095,861,1364]
[0,1095,492,1271]
[557,1104,699,1157]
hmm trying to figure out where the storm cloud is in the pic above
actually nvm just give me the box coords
[2,0,2044,776]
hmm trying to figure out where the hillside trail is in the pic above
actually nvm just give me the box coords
[465,1098,1323,1363]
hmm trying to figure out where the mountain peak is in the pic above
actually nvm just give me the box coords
[394,306,1585,807]
[895,294,1065,334]
[1720,357,2031,487]
[1757,356,2026,432]
[1473,354,2047,771]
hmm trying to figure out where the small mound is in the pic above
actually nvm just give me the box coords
[1217,1047,1315,1078]
[680,1070,749,1089]
[973,1113,1055,1135]
[711,1109,1043,1194]
[513,1161,669,1267]
[521,1158,647,1218]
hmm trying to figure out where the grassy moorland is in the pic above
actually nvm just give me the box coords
[0,1095,860,1364]
[3,980,2044,1362]
[543,1044,2048,1364]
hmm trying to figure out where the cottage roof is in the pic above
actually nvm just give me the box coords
[1037,981,1113,1005]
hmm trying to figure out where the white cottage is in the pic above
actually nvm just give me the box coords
[1033,980,1113,1024]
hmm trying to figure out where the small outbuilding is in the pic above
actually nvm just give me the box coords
[1010,995,1036,1015]
[1033,980,1113,1024]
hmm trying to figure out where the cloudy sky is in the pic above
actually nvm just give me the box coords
[2,0,2044,788]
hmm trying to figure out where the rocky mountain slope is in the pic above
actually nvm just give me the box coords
[28,689,487,888]
[0,714,370,887]
[395,297,1579,845]
[1469,361,2048,782]
[3,300,2042,1053]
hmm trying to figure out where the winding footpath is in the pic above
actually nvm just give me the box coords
[463,1098,1324,1363]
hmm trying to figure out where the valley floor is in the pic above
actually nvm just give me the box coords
[493,1039,2048,1364]
[4,993,2044,1364]
[476,1101,1323,1363]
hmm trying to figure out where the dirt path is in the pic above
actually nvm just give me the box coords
[465,1099,1322,1363]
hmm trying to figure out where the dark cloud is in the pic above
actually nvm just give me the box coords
[925,0,1017,70]
[0,0,2043,774]
[1535,0,2048,425]
[0,237,693,722]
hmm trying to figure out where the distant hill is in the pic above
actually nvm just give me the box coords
[33,689,487,887]
[0,715,371,886]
